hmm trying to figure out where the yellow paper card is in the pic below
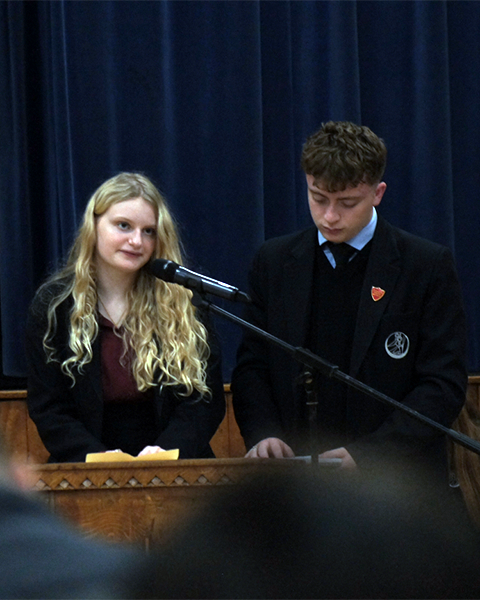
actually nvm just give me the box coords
[86,449,179,463]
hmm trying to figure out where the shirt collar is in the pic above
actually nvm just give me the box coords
[317,207,378,250]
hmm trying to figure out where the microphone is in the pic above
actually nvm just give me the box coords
[149,259,251,303]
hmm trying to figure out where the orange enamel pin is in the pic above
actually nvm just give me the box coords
[371,287,385,301]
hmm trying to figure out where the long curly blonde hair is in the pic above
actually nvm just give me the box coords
[42,172,211,397]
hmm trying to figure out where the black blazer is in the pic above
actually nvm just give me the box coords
[232,215,467,467]
[25,285,225,463]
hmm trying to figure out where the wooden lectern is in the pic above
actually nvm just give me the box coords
[31,458,302,550]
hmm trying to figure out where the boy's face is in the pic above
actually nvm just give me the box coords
[306,175,386,244]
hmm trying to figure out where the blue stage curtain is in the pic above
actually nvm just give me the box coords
[1,0,480,381]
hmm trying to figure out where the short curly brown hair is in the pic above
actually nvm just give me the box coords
[300,121,387,192]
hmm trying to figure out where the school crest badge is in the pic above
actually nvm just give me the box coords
[371,286,385,302]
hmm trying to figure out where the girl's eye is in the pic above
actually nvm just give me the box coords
[144,228,156,237]
[117,222,130,230]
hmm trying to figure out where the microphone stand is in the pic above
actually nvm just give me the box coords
[192,292,480,462]
[296,370,320,464]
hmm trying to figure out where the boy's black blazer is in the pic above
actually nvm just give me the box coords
[232,215,467,466]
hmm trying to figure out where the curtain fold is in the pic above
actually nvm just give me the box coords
[1,0,480,380]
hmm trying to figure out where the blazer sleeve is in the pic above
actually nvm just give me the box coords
[153,312,226,458]
[25,294,107,462]
[231,245,287,450]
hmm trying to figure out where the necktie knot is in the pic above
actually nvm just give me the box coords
[327,242,356,269]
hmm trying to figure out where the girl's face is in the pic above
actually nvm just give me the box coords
[95,197,157,278]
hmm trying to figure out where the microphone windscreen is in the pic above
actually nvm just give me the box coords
[148,259,177,283]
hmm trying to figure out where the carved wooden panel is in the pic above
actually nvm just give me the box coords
[30,459,300,548]
[450,376,480,525]
[211,386,246,457]
[0,398,27,460]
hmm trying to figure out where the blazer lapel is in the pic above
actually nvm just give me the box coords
[283,228,317,347]
[80,336,104,413]
[350,216,401,378]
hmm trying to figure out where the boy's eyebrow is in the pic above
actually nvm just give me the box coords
[308,188,364,201]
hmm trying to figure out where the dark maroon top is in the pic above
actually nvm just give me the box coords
[98,314,156,455]
[99,314,152,403]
